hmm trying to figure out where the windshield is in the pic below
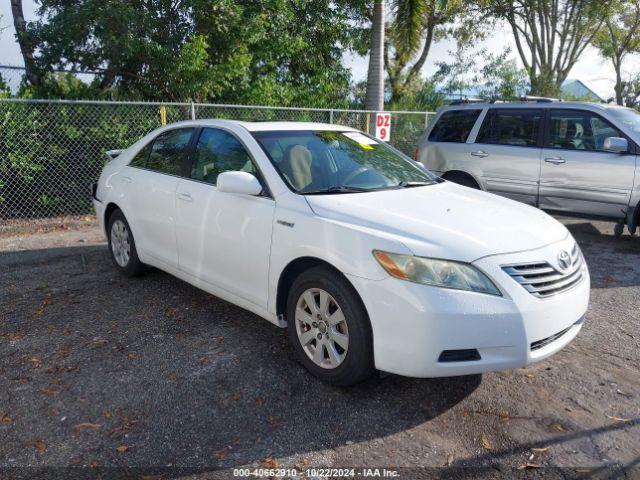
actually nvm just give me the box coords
[251,130,436,194]
[609,107,640,133]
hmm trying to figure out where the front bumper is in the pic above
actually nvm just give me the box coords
[348,236,589,378]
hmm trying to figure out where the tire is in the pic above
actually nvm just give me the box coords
[286,266,375,386]
[107,209,146,277]
[444,172,479,189]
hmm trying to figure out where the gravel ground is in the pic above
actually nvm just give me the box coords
[0,217,639,479]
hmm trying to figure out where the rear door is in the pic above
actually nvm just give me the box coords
[124,127,194,268]
[471,108,544,206]
[539,109,636,219]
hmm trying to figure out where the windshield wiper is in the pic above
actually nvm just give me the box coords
[396,181,433,188]
[303,185,370,195]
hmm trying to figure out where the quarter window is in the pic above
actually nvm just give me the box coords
[130,143,151,168]
[428,110,481,143]
[191,128,256,185]
[476,109,542,147]
[146,128,194,175]
[547,110,624,151]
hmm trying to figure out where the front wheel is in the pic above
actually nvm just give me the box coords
[286,266,375,386]
[107,209,146,277]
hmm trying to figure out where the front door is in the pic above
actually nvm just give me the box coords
[539,109,636,219]
[471,108,544,206]
[175,127,275,308]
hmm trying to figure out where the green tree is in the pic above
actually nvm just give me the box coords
[593,0,640,105]
[435,42,527,101]
[385,0,480,101]
[476,49,528,100]
[25,0,368,106]
[489,0,609,97]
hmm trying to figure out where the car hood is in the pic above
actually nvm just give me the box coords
[304,182,569,263]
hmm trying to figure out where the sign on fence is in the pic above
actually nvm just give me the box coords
[375,112,391,142]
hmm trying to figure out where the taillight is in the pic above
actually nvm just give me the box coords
[413,147,419,161]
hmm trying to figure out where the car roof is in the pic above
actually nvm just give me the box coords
[161,119,360,132]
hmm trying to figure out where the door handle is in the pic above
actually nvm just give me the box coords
[470,150,489,158]
[121,176,132,183]
[177,192,193,202]
[544,156,566,165]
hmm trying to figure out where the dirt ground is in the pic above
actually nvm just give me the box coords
[1,216,639,479]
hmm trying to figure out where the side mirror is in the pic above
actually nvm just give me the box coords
[603,137,628,153]
[216,171,263,196]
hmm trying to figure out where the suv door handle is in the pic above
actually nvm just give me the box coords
[177,192,193,202]
[470,150,489,158]
[121,176,132,183]
[544,156,566,165]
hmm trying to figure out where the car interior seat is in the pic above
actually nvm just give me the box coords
[280,144,313,190]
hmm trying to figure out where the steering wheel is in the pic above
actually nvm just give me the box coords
[341,166,369,186]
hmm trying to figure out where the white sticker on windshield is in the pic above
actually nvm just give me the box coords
[342,132,378,146]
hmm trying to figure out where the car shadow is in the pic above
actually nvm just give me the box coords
[0,244,481,473]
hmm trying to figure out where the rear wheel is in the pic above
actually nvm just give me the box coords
[107,210,146,277]
[443,172,479,189]
[286,266,374,386]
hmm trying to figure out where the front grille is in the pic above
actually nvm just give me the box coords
[501,244,585,298]
[530,325,573,350]
[530,317,584,351]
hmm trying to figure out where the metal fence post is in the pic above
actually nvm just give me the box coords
[329,109,334,124]
[190,102,196,120]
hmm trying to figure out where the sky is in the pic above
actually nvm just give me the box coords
[1,0,637,100]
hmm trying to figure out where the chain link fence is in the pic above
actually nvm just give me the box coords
[0,98,434,220]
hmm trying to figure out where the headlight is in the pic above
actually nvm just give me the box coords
[373,250,501,296]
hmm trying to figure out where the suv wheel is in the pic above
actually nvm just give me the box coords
[107,209,146,277]
[286,266,375,386]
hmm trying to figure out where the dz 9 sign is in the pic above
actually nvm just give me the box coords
[375,112,391,142]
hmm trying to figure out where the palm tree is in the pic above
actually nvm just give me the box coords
[365,0,385,124]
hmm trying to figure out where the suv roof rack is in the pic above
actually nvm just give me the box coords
[448,98,485,105]
[449,96,560,106]
[519,95,559,103]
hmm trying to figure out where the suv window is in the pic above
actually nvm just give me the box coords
[191,128,256,185]
[428,110,481,143]
[547,110,624,151]
[477,109,542,147]
[146,128,194,175]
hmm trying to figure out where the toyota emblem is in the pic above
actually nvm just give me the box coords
[557,250,571,270]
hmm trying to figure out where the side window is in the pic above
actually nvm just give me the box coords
[146,128,194,175]
[428,109,481,143]
[191,128,256,185]
[130,143,151,168]
[476,109,542,147]
[547,110,624,151]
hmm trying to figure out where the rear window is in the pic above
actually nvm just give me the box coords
[477,109,542,147]
[428,109,481,143]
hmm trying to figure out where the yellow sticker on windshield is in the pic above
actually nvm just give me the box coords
[342,131,377,149]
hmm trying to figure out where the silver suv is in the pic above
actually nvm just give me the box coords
[415,101,640,236]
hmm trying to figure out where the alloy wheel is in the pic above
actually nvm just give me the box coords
[295,288,349,369]
[110,219,131,268]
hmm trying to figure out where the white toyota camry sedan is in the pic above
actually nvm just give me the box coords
[93,120,589,386]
